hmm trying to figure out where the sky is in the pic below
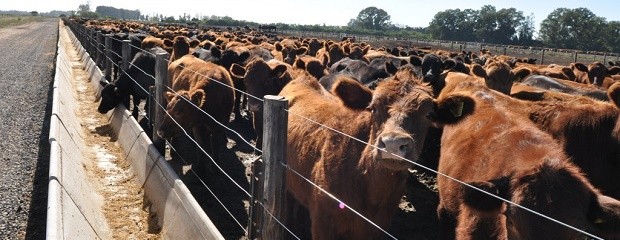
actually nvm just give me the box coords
[2,0,619,30]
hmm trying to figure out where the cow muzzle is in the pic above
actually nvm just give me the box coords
[376,133,415,160]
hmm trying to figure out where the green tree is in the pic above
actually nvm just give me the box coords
[539,8,607,51]
[603,21,620,52]
[428,9,476,41]
[516,13,535,45]
[77,1,98,18]
[353,7,391,30]
[30,11,38,16]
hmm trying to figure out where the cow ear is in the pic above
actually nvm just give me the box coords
[471,64,488,79]
[296,47,308,55]
[275,42,283,52]
[607,82,620,109]
[385,61,398,75]
[430,93,475,125]
[410,56,422,67]
[609,67,620,75]
[443,59,457,71]
[239,51,250,63]
[210,46,221,59]
[587,195,620,228]
[462,181,504,212]
[189,39,200,48]
[332,77,372,110]
[190,89,206,108]
[272,64,288,78]
[294,58,306,70]
[163,39,174,47]
[229,63,246,79]
[165,91,175,103]
[512,67,531,82]
[100,80,109,87]
[572,62,588,72]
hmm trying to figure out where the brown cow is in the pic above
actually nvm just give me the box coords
[432,81,620,240]
[170,36,190,63]
[316,41,348,67]
[157,55,235,174]
[273,38,307,65]
[281,70,435,239]
[229,58,292,150]
[509,82,620,199]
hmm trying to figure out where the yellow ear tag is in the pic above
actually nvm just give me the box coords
[594,218,606,224]
[450,101,464,117]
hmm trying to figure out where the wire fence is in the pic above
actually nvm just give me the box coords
[63,18,607,240]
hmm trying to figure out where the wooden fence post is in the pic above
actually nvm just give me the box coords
[104,34,112,81]
[261,95,289,240]
[574,51,578,63]
[153,52,170,154]
[122,40,131,71]
[541,49,546,65]
[248,157,264,239]
[89,29,95,56]
[95,32,103,68]
[603,52,607,64]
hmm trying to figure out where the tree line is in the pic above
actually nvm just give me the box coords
[428,5,620,53]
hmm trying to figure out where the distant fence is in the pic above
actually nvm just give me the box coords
[278,29,620,66]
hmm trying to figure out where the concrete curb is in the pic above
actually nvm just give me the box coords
[47,20,224,240]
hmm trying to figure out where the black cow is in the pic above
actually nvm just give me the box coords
[98,47,167,118]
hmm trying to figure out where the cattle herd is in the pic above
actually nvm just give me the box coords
[66,18,620,240]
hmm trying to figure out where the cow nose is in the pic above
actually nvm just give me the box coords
[377,134,414,160]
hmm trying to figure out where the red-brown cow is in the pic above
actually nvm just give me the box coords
[229,58,293,150]
[157,55,235,174]
[281,70,435,239]
[432,81,620,240]
[509,82,620,199]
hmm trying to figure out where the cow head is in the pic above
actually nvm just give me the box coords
[97,79,123,114]
[157,90,206,139]
[367,74,435,170]
[421,54,454,84]
[275,41,307,65]
[230,59,290,113]
[471,61,531,94]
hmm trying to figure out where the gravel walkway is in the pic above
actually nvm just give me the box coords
[0,18,58,239]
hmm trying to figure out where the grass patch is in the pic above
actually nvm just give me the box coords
[0,16,45,28]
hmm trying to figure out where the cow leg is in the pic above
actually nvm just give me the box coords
[252,111,263,153]
[233,93,243,122]
[309,208,336,240]
[191,126,214,180]
[438,206,457,240]
[132,97,141,119]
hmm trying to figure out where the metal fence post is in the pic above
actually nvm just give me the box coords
[153,52,170,154]
[261,95,289,240]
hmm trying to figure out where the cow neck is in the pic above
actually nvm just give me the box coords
[357,146,409,208]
